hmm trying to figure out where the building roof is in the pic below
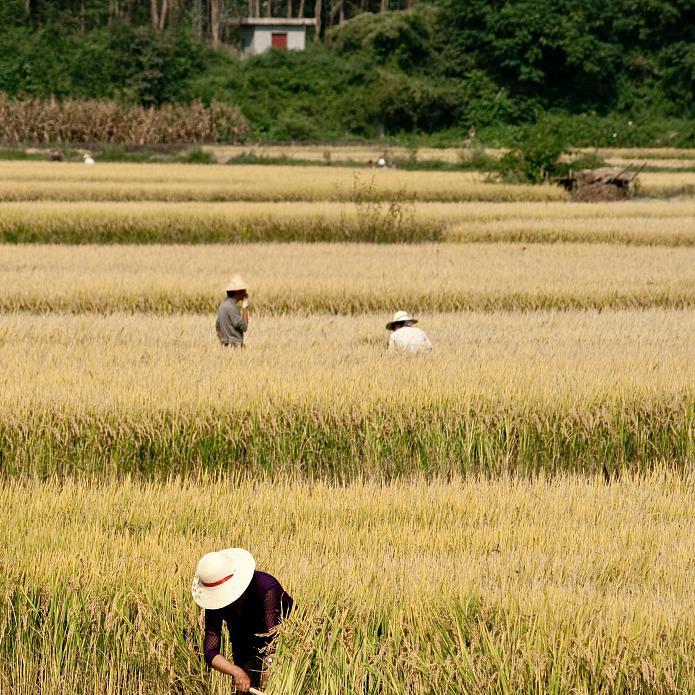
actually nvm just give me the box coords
[239,17,317,26]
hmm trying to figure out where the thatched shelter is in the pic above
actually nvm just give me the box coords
[556,165,643,202]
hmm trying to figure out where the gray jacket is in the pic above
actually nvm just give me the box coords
[216,298,248,346]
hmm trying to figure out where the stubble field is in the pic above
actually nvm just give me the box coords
[1,156,693,694]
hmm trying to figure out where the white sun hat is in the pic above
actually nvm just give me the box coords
[191,548,256,610]
[224,274,248,292]
[386,310,417,330]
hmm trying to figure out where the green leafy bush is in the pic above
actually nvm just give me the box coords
[497,118,568,183]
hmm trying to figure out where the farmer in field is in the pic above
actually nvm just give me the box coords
[386,310,432,353]
[192,548,293,693]
[216,275,250,347]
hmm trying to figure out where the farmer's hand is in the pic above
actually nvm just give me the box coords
[231,665,251,692]
[241,298,250,310]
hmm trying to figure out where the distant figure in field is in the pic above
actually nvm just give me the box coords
[192,548,293,692]
[386,310,432,353]
[49,149,64,162]
[216,275,250,347]
[82,152,95,165]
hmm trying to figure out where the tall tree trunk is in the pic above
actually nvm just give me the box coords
[338,0,344,24]
[298,0,305,17]
[210,0,221,44]
[380,0,387,12]
[265,0,271,16]
[158,0,168,30]
[313,0,321,39]
[150,0,159,28]
[287,0,291,16]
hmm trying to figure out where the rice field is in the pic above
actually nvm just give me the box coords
[2,472,694,694]
[2,154,694,693]
[2,243,695,314]
[203,144,695,169]
[1,310,692,477]
[4,199,695,245]
[0,161,565,203]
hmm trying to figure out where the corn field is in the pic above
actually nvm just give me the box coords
[0,96,248,145]
[1,155,694,693]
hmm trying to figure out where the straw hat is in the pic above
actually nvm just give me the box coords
[191,548,256,610]
[386,310,417,330]
[224,274,248,292]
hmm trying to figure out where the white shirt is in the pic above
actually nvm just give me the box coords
[388,326,432,353]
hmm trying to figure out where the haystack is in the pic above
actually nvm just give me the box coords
[556,165,642,202]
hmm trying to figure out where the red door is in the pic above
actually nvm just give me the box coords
[271,32,288,49]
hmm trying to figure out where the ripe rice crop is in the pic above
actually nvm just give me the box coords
[0,311,692,477]
[604,157,695,170]
[0,201,444,244]
[0,161,566,203]
[1,472,694,693]
[593,147,695,160]
[637,171,695,195]
[3,199,695,245]
[2,243,695,315]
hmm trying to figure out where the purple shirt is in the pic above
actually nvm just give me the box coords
[203,571,293,668]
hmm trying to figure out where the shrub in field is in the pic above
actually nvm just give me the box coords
[182,147,216,164]
[0,95,248,145]
[496,118,569,183]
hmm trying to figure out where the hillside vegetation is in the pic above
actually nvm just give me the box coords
[1,1,695,143]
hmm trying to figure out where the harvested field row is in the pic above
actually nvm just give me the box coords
[2,243,695,315]
[0,162,566,202]
[203,144,695,165]
[3,200,695,245]
[1,311,692,477]
[0,162,693,203]
[2,473,693,693]
[203,143,501,164]
[0,161,565,203]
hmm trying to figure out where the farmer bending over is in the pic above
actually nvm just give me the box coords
[216,275,250,347]
[386,310,432,353]
[192,548,293,692]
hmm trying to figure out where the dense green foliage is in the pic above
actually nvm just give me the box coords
[2,1,695,142]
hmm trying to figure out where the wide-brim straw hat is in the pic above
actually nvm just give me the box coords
[224,274,248,292]
[192,548,255,610]
[386,310,417,330]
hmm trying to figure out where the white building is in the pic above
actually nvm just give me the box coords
[239,18,317,57]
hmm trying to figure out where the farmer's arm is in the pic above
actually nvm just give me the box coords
[204,611,252,691]
[230,301,248,333]
[210,655,251,691]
